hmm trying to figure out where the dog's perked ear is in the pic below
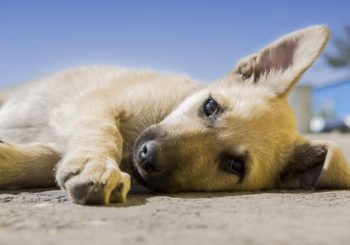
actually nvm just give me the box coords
[279,140,350,190]
[231,25,330,96]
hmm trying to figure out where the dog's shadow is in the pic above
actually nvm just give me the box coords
[113,188,337,208]
[165,189,337,199]
[129,188,339,205]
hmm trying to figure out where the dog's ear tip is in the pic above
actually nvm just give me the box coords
[317,25,330,34]
[297,25,330,37]
[299,25,330,48]
[308,24,329,33]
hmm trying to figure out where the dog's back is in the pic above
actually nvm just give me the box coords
[0,66,199,146]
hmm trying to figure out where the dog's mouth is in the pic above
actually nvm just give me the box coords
[130,159,149,188]
[131,134,151,189]
[131,126,179,193]
[131,157,176,193]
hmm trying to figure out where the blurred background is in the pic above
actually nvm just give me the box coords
[0,0,350,133]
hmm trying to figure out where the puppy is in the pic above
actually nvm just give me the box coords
[0,25,349,205]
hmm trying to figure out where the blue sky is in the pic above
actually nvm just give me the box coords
[1,0,350,88]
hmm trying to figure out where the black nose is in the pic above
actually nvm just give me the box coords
[138,142,161,173]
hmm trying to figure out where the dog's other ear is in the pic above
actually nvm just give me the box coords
[279,140,350,190]
[231,25,330,96]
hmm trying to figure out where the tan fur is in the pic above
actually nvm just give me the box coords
[0,142,60,188]
[0,25,349,205]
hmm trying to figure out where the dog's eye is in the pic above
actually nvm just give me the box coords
[221,156,246,176]
[203,98,219,117]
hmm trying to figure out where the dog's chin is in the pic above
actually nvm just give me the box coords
[130,162,149,188]
[130,161,178,193]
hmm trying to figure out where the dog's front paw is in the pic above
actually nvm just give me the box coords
[56,156,130,205]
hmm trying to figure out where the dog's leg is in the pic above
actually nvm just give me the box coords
[55,91,131,205]
[0,142,61,189]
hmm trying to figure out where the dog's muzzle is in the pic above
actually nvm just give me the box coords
[131,126,171,190]
[133,126,164,173]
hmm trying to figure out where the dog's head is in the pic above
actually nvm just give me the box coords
[132,25,350,192]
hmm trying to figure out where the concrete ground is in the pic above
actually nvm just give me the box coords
[1,133,350,245]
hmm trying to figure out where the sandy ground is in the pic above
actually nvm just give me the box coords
[0,133,350,245]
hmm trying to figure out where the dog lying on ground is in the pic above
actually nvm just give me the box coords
[0,25,349,205]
